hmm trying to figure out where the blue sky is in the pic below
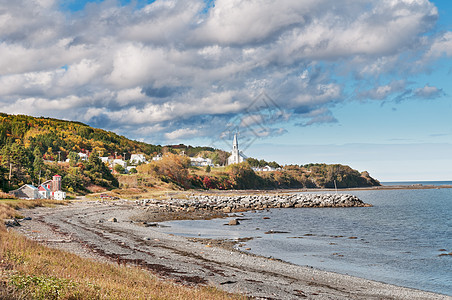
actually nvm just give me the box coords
[1,0,451,181]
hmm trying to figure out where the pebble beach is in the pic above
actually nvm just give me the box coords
[10,195,450,299]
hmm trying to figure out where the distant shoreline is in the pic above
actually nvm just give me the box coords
[179,184,452,197]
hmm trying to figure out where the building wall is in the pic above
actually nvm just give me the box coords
[10,186,39,199]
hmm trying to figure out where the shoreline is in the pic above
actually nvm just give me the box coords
[12,200,450,299]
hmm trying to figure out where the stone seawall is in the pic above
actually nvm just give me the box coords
[137,193,371,213]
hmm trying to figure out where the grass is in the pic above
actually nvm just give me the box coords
[0,200,245,299]
[0,198,68,225]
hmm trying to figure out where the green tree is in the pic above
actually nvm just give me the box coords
[114,164,125,174]
[205,165,211,173]
[84,152,118,188]
[32,147,44,183]
[225,162,261,189]
[68,151,79,167]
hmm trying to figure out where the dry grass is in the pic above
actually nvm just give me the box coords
[0,200,245,300]
[0,199,68,229]
[0,231,243,300]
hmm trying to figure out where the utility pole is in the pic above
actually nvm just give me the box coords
[58,151,61,162]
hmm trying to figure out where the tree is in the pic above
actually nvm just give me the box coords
[114,164,125,174]
[32,147,44,182]
[144,153,191,188]
[84,152,118,188]
[205,165,211,173]
[68,151,79,167]
[225,162,261,189]
[0,143,32,189]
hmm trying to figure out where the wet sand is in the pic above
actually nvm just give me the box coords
[13,200,450,299]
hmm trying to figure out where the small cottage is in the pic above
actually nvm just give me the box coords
[9,185,40,199]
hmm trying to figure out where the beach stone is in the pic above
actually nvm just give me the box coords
[223,207,232,213]
[228,219,240,226]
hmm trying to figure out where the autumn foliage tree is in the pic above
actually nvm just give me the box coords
[137,153,191,188]
[225,162,262,189]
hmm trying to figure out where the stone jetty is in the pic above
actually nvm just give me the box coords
[136,193,371,213]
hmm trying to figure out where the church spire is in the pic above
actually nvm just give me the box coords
[233,133,238,150]
[227,132,244,165]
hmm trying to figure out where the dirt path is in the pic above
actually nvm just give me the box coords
[13,201,450,300]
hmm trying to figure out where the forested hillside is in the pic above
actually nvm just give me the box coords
[1,113,380,194]
[0,113,228,192]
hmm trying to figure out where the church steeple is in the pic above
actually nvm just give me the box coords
[233,133,238,150]
[227,133,244,165]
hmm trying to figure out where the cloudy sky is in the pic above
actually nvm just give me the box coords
[1,0,451,181]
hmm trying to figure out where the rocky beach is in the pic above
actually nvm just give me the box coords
[8,193,450,299]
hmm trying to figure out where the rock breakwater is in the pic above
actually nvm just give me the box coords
[136,193,371,213]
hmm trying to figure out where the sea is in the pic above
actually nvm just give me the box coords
[154,181,452,296]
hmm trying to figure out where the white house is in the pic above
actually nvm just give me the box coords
[227,134,246,165]
[130,154,147,164]
[190,157,213,167]
[152,154,163,161]
[112,159,127,169]
[100,157,111,164]
[38,185,51,199]
[252,165,279,172]
[53,190,66,200]
[78,152,89,161]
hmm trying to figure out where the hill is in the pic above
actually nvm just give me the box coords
[0,113,380,194]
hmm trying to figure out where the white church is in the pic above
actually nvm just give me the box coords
[227,134,246,165]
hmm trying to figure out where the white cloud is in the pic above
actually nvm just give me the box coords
[425,32,452,59]
[358,80,407,100]
[165,128,199,140]
[0,0,448,143]
[413,85,444,99]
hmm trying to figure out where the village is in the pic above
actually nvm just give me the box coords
[8,134,280,200]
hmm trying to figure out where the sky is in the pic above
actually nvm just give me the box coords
[0,0,451,181]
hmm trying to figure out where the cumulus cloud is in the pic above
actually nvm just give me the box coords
[0,0,449,144]
[358,80,407,101]
[413,85,445,99]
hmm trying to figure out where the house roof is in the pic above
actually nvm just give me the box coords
[21,184,38,190]
[39,185,50,192]
[53,174,61,177]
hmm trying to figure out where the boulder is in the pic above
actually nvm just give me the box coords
[108,217,118,222]
[228,219,240,226]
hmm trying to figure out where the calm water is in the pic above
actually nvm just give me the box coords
[155,188,452,295]
[382,181,452,186]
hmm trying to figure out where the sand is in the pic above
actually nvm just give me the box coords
[13,200,450,300]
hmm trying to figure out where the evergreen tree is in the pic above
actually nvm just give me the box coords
[84,152,118,188]
[68,151,79,167]
[33,147,44,183]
